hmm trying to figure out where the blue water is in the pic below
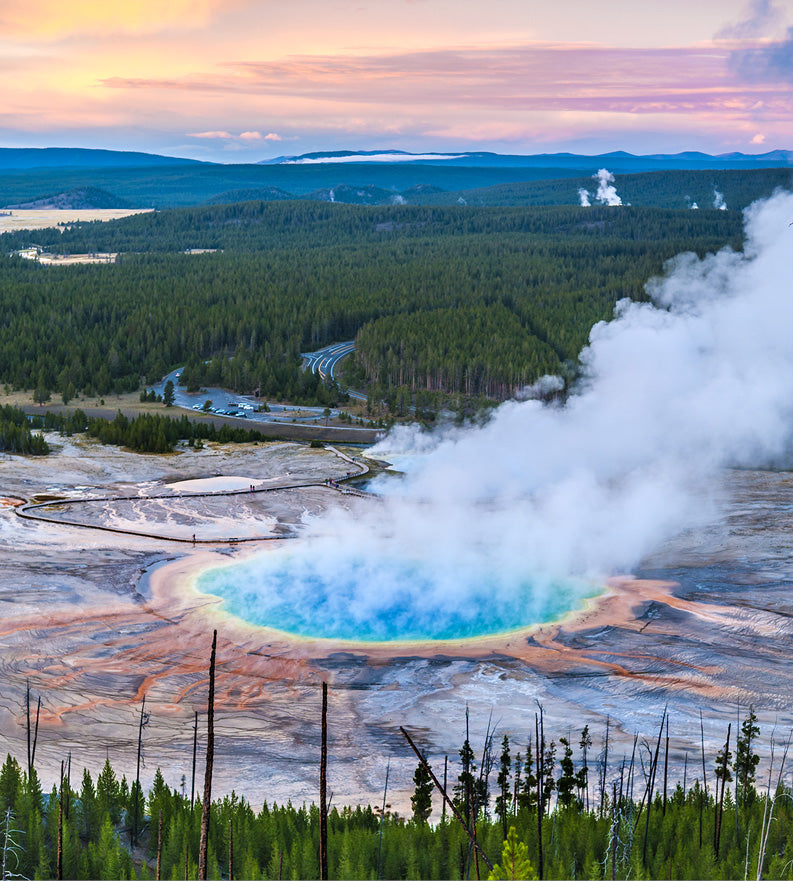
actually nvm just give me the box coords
[197,549,601,643]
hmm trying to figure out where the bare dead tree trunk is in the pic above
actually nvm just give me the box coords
[191,710,198,807]
[319,681,329,881]
[601,716,610,818]
[31,697,40,772]
[2,806,11,881]
[627,734,637,805]
[376,759,390,881]
[642,709,666,867]
[611,782,618,881]
[57,760,63,881]
[26,682,31,780]
[442,756,448,821]
[756,731,792,881]
[464,706,473,881]
[473,715,494,881]
[683,752,688,793]
[156,811,162,881]
[65,752,71,822]
[184,843,188,881]
[198,630,217,881]
[536,709,544,881]
[228,817,234,881]
[715,724,732,860]
[399,726,494,873]
[663,715,669,815]
[700,710,707,851]
[132,696,146,847]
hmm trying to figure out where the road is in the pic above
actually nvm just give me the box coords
[152,342,369,430]
[302,340,366,401]
[302,340,353,381]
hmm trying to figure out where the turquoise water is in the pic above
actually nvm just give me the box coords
[196,549,601,643]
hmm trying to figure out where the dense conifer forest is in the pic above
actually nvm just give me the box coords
[0,203,743,409]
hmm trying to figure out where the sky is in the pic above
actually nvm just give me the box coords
[1,0,792,162]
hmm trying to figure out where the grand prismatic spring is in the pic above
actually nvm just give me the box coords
[195,548,601,643]
[3,192,793,809]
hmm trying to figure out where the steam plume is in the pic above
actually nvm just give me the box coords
[594,168,622,206]
[578,188,592,207]
[208,192,793,638]
[713,189,728,210]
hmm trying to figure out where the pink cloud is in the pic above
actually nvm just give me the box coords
[188,130,234,139]
[104,41,793,126]
[189,129,270,141]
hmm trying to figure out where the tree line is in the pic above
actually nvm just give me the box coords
[3,675,791,880]
[26,409,289,454]
[0,404,49,454]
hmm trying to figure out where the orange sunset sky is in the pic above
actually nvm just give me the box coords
[1,0,792,161]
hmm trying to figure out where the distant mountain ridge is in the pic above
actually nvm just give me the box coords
[0,147,206,171]
[0,146,790,209]
[261,148,793,171]
[1,146,790,174]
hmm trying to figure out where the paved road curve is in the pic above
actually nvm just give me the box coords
[302,340,365,401]
[152,340,369,429]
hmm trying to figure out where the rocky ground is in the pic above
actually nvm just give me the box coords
[1,434,792,816]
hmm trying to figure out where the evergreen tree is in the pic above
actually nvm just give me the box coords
[517,742,538,813]
[488,826,537,880]
[78,768,99,842]
[454,738,476,823]
[163,380,175,407]
[32,384,50,406]
[96,759,122,825]
[576,725,591,811]
[410,761,433,825]
[735,706,760,806]
[556,738,578,809]
[495,735,511,840]
[0,755,22,815]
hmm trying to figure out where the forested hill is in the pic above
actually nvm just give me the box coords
[0,202,743,407]
[417,167,793,210]
[0,162,788,209]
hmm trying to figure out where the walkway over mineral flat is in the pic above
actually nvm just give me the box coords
[15,445,372,544]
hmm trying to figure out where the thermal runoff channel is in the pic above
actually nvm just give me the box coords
[198,192,793,643]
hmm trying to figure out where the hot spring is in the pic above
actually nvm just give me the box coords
[195,546,602,643]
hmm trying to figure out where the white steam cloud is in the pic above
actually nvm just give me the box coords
[215,192,793,639]
[714,189,728,210]
[594,168,622,206]
[578,188,592,207]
